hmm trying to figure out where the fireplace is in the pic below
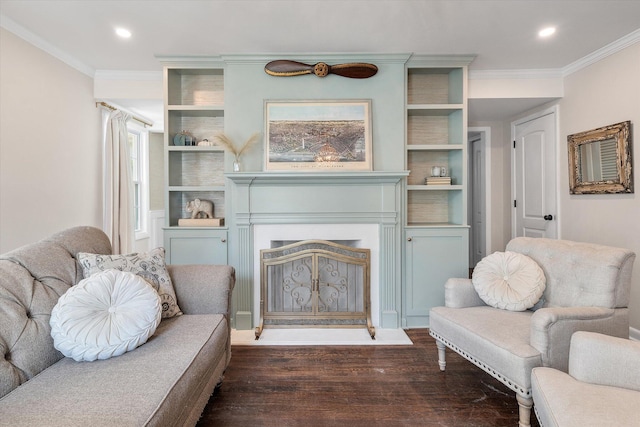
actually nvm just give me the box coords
[256,239,374,339]
[253,223,380,330]
[227,171,408,331]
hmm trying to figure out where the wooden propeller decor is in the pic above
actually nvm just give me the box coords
[264,60,378,79]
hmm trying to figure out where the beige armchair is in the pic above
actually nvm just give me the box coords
[532,331,640,427]
[429,237,635,427]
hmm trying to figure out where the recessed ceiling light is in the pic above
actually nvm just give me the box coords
[115,27,132,39]
[538,27,556,38]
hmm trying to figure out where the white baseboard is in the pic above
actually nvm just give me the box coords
[630,326,640,341]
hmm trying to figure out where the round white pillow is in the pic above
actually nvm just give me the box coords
[50,269,162,362]
[472,251,546,311]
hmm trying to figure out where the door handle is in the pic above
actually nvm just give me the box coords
[544,215,553,221]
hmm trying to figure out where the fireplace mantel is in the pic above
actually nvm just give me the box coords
[226,171,409,185]
[227,170,408,330]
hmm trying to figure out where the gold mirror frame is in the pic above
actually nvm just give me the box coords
[568,120,633,194]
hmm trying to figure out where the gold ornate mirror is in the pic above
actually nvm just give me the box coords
[568,121,633,194]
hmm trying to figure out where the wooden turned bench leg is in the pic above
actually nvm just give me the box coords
[435,339,447,371]
[516,393,533,427]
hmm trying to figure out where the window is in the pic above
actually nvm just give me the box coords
[128,124,149,239]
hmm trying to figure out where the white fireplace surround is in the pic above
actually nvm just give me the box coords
[253,223,380,328]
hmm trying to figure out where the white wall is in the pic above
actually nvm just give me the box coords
[468,72,564,254]
[468,120,512,253]
[149,132,164,211]
[557,42,640,330]
[0,28,102,252]
[471,43,639,331]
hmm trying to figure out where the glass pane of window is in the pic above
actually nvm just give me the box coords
[129,132,139,180]
[128,130,142,232]
[134,183,140,231]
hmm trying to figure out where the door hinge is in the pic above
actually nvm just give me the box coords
[513,140,516,148]
[514,200,517,208]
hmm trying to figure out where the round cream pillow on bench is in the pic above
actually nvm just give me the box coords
[472,251,546,311]
[50,269,162,362]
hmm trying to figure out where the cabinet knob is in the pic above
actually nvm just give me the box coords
[544,215,553,221]
[407,237,412,242]
[221,238,227,243]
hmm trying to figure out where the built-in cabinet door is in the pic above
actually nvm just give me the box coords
[164,228,228,265]
[404,227,469,328]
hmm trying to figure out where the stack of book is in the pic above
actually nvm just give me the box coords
[178,218,225,227]
[425,176,452,185]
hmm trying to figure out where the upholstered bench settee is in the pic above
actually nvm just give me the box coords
[0,226,235,426]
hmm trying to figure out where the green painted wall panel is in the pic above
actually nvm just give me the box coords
[224,56,407,173]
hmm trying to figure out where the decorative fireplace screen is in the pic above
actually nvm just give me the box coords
[256,240,374,339]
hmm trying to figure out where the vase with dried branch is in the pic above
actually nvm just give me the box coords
[213,132,260,172]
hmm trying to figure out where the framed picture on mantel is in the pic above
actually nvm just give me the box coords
[265,100,372,171]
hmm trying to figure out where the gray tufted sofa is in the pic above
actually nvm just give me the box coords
[0,226,235,426]
[429,237,635,427]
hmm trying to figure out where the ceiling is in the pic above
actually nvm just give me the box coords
[2,0,639,126]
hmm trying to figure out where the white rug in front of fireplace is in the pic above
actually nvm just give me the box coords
[231,328,412,346]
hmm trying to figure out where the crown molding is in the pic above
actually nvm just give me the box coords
[407,54,475,67]
[220,53,413,65]
[3,11,638,83]
[469,29,640,81]
[562,28,640,77]
[155,55,226,68]
[94,70,162,81]
[0,13,95,77]
[469,69,563,80]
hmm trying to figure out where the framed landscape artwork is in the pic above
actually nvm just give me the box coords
[265,100,372,171]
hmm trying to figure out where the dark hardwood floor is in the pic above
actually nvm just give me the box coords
[197,329,540,427]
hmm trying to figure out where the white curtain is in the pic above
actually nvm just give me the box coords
[103,109,134,254]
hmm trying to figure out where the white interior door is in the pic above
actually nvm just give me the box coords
[513,109,557,239]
